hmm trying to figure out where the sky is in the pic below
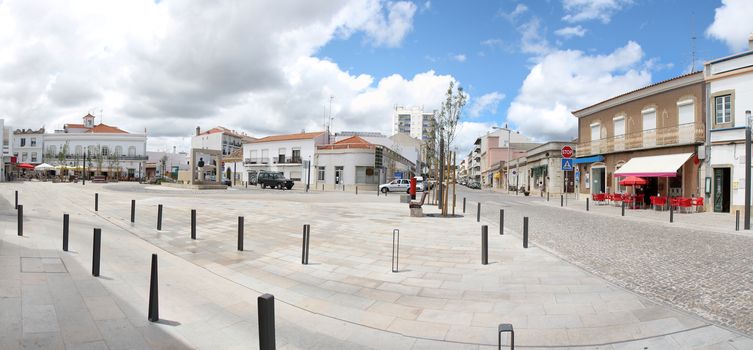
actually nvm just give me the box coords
[0,0,751,156]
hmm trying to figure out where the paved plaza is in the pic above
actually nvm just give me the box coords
[1,182,752,349]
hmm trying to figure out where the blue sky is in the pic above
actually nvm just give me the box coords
[318,0,732,142]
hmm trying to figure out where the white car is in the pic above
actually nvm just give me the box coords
[379,179,410,193]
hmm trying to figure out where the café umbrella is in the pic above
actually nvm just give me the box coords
[34,163,54,171]
[619,176,647,186]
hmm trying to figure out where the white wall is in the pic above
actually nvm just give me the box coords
[191,132,223,152]
[316,151,375,185]
[710,73,753,128]
[43,133,147,174]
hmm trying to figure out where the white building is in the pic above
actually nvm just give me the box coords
[44,114,148,179]
[0,119,12,181]
[192,126,254,156]
[13,128,45,165]
[334,131,421,171]
[242,131,327,185]
[316,136,414,190]
[392,106,436,142]
[705,43,753,214]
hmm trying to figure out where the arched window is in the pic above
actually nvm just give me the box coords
[75,145,83,155]
[128,146,136,157]
[114,146,123,156]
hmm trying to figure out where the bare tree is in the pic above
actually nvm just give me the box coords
[57,142,70,180]
[435,82,467,215]
[93,145,104,176]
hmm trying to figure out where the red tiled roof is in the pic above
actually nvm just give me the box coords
[335,136,371,145]
[86,123,129,134]
[252,131,325,143]
[199,126,250,139]
[318,136,375,150]
[64,123,86,129]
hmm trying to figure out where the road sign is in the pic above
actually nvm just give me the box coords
[561,158,573,171]
[561,145,574,158]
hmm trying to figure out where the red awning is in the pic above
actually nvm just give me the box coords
[17,163,34,169]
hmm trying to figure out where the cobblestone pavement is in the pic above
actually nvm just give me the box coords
[462,187,753,336]
[2,182,752,349]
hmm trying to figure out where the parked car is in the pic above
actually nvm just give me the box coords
[257,171,294,190]
[467,181,481,189]
[379,178,410,193]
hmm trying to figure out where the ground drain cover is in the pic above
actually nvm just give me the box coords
[20,257,68,273]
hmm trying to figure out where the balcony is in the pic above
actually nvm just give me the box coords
[62,154,148,161]
[244,157,302,165]
[577,122,704,157]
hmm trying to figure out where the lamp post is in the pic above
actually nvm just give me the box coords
[492,126,512,192]
[745,110,751,230]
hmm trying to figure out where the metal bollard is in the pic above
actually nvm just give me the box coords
[95,193,98,211]
[499,209,504,235]
[148,254,159,322]
[301,224,310,265]
[245,181,248,189]
[63,214,69,251]
[238,216,244,251]
[17,204,23,236]
[92,228,101,277]
[15,190,18,209]
[560,195,563,207]
[463,197,466,213]
[523,217,529,249]
[258,294,276,350]
[670,202,674,223]
[736,210,740,231]
[586,198,589,211]
[547,192,549,201]
[481,225,488,265]
[356,186,358,195]
[498,323,514,350]
[131,200,136,223]
[621,201,625,216]
[191,209,196,240]
[477,202,481,222]
[157,204,163,230]
[392,229,399,273]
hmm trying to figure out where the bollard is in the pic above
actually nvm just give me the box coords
[586,198,589,211]
[499,209,504,235]
[560,195,563,207]
[498,323,515,350]
[463,197,466,213]
[523,217,529,249]
[238,216,244,251]
[191,209,196,240]
[92,228,101,277]
[258,294,276,350]
[148,254,159,322]
[15,190,18,209]
[736,210,740,231]
[157,204,163,230]
[452,194,456,215]
[621,201,625,216]
[481,225,489,265]
[392,229,399,273]
[95,193,99,211]
[17,204,23,236]
[245,181,248,189]
[301,224,310,265]
[63,214,69,251]
[131,200,136,223]
[356,186,358,195]
[670,202,674,223]
[547,192,549,201]
[477,202,481,222]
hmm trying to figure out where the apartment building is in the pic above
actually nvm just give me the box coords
[13,128,44,165]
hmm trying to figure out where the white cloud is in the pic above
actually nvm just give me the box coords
[468,92,505,118]
[706,0,753,52]
[454,121,497,156]
[562,0,632,24]
[498,4,528,22]
[0,0,449,152]
[554,25,587,38]
[451,54,467,62]
[506,41,651,141]
[421,1,431,12]
[519,18,551,55]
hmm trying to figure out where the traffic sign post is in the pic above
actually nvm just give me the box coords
[561,159,573,171]
[561,146,574,203]
[561,145,574,159]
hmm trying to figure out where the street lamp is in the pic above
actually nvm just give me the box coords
[492,125,512,192]
[745,110,752,230]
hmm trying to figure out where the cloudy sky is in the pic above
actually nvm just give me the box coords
[0,0,750,154]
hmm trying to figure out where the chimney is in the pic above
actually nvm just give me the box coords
[196,126,200,136]
[749,33,753,51]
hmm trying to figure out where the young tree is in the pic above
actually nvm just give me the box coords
[93,145,104,176]
[57,142,70,180]
[160,155,168,178]
[435,82,467,215]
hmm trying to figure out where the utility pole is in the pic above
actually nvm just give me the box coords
[745,110,751,230]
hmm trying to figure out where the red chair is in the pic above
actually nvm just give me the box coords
[692,197,704,212]
[670,197,679,210]
[622,194,634,209]
[679,198,693,213]
[652,196,667,211]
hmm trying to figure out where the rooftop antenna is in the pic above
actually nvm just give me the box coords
[328,95,334,143]
[100,108,103,124]
[690,12,697,73]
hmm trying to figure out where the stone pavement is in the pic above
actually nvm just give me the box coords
[1,182,751,349]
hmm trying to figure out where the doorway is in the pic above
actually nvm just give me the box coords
[591,167,605,194]
[714,168,731,213]
[335,166,343,185]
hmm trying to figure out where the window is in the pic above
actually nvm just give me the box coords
[88,145,96,155]
[249,150,258,162]
[278,148,286,163]
[30,138,36,147]
[715,95,731,125]
[128,146,136,157]
[291,148,301,163]
[101,146,109,156]
[261,149,269,163]
[48,145,57,156]
[31,152,37,163]
[613,117,625,137]
[114,146,123,156]
[75,146,83,155]
[642,108,656,130]
[290,171,302,181]
[20,138,25,147]
[355,166,378,184]
[590,123,600,141]
[21,152,27,162]
[678,100,694,125]
[317,166,325,181]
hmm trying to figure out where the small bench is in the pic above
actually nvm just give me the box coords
[409,191,429,217]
